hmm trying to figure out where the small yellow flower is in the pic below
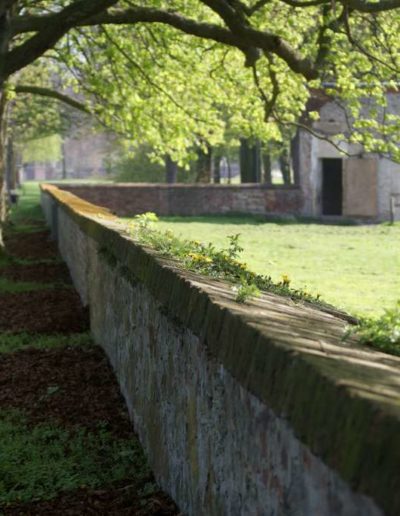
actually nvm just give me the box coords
[187,252,213,264]
[281,274,291,286]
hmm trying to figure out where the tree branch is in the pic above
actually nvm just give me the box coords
[272,109,357,157]
[252,55,280,121]
[281,0,329,6]
[10,6,318,80]
[3,0,118,78]
[14,84,90,113]
[342,9,399,72]
[344,0,400,12]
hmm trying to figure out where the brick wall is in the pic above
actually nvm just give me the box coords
[58,183,304,217]
[40,183,400,516]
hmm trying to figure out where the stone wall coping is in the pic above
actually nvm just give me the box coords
[50,182,300,190]
[41,183,400,516]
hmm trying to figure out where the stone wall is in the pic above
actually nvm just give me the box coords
[41,184,400,516]
[57,183,304,217]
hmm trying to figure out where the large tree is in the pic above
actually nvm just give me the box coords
[1,0,400,246]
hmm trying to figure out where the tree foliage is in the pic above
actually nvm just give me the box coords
[1,0,400,164]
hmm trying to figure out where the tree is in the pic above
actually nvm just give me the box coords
[240,138,261,183]
[1,0,400,247]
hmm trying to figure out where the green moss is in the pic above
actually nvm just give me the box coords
[98,246,118,269]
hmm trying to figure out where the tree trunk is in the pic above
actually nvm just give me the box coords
[61,140,67,179]
[291,132,301,186]
[262,151,272,185]
[0,5,12,250]
[195,145,212,183]
[279,147,291,185]
[226,156,232,184]
[165,154,178,184]
[6,134,17,191]
[213,154,221,184]
[0,87,8,250]
[240,138,261,183]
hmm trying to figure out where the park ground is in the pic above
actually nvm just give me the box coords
[0,184,178,514]
[154,215,400,318]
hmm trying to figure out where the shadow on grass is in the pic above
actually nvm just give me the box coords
[8,182,44,227]
[156,214,363,227]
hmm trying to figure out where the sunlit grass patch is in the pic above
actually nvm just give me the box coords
[0,410,150,506]
[147,215,400,317]
[0,333,93,354]
[9,182,43,226]
[0,277,68,294]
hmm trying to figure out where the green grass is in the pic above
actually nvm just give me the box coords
[0,257,63,269]
[0,253,12,267]
[9,182,43,226]
[0,333,93,354]
[6,224,47,234]
[0,410,150,506]
[0,183,157,508]
[145,215,400,317]
[0,277,69,294]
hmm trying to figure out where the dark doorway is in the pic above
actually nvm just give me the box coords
[321,158,343,215]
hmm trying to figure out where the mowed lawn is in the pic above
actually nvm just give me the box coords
[154,216,400,317]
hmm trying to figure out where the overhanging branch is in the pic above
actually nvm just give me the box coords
[14,84,90,113]
[4,0,118,78]
[10,6,318,80]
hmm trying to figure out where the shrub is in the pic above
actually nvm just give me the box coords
[352,302,400,356]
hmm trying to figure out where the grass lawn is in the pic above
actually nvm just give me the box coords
[152,215,400,317]
[16,182,398,317]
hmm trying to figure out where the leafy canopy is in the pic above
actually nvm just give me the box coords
[2,0,400,159]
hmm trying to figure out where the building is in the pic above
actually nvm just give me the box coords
[296,92,400,221]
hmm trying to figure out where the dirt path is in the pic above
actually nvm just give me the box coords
[0,208,179,515]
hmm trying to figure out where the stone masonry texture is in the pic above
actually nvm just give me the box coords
[57,183,304,217]
[40,184,400,516]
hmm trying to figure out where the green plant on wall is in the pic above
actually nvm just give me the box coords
[129,214,400,355]
[351,302,400,356]
[129,214,322,306]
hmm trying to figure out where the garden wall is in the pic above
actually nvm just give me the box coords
[41,183,400,516]
[57,183,303,217]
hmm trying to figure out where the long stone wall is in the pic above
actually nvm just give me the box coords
[41,184,400,516]
[57,183,304,217]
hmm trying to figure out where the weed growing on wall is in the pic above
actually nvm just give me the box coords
[233,281,261,304]
[128,214,400,356]
[128,213,323,305]
[351,302,400,356]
